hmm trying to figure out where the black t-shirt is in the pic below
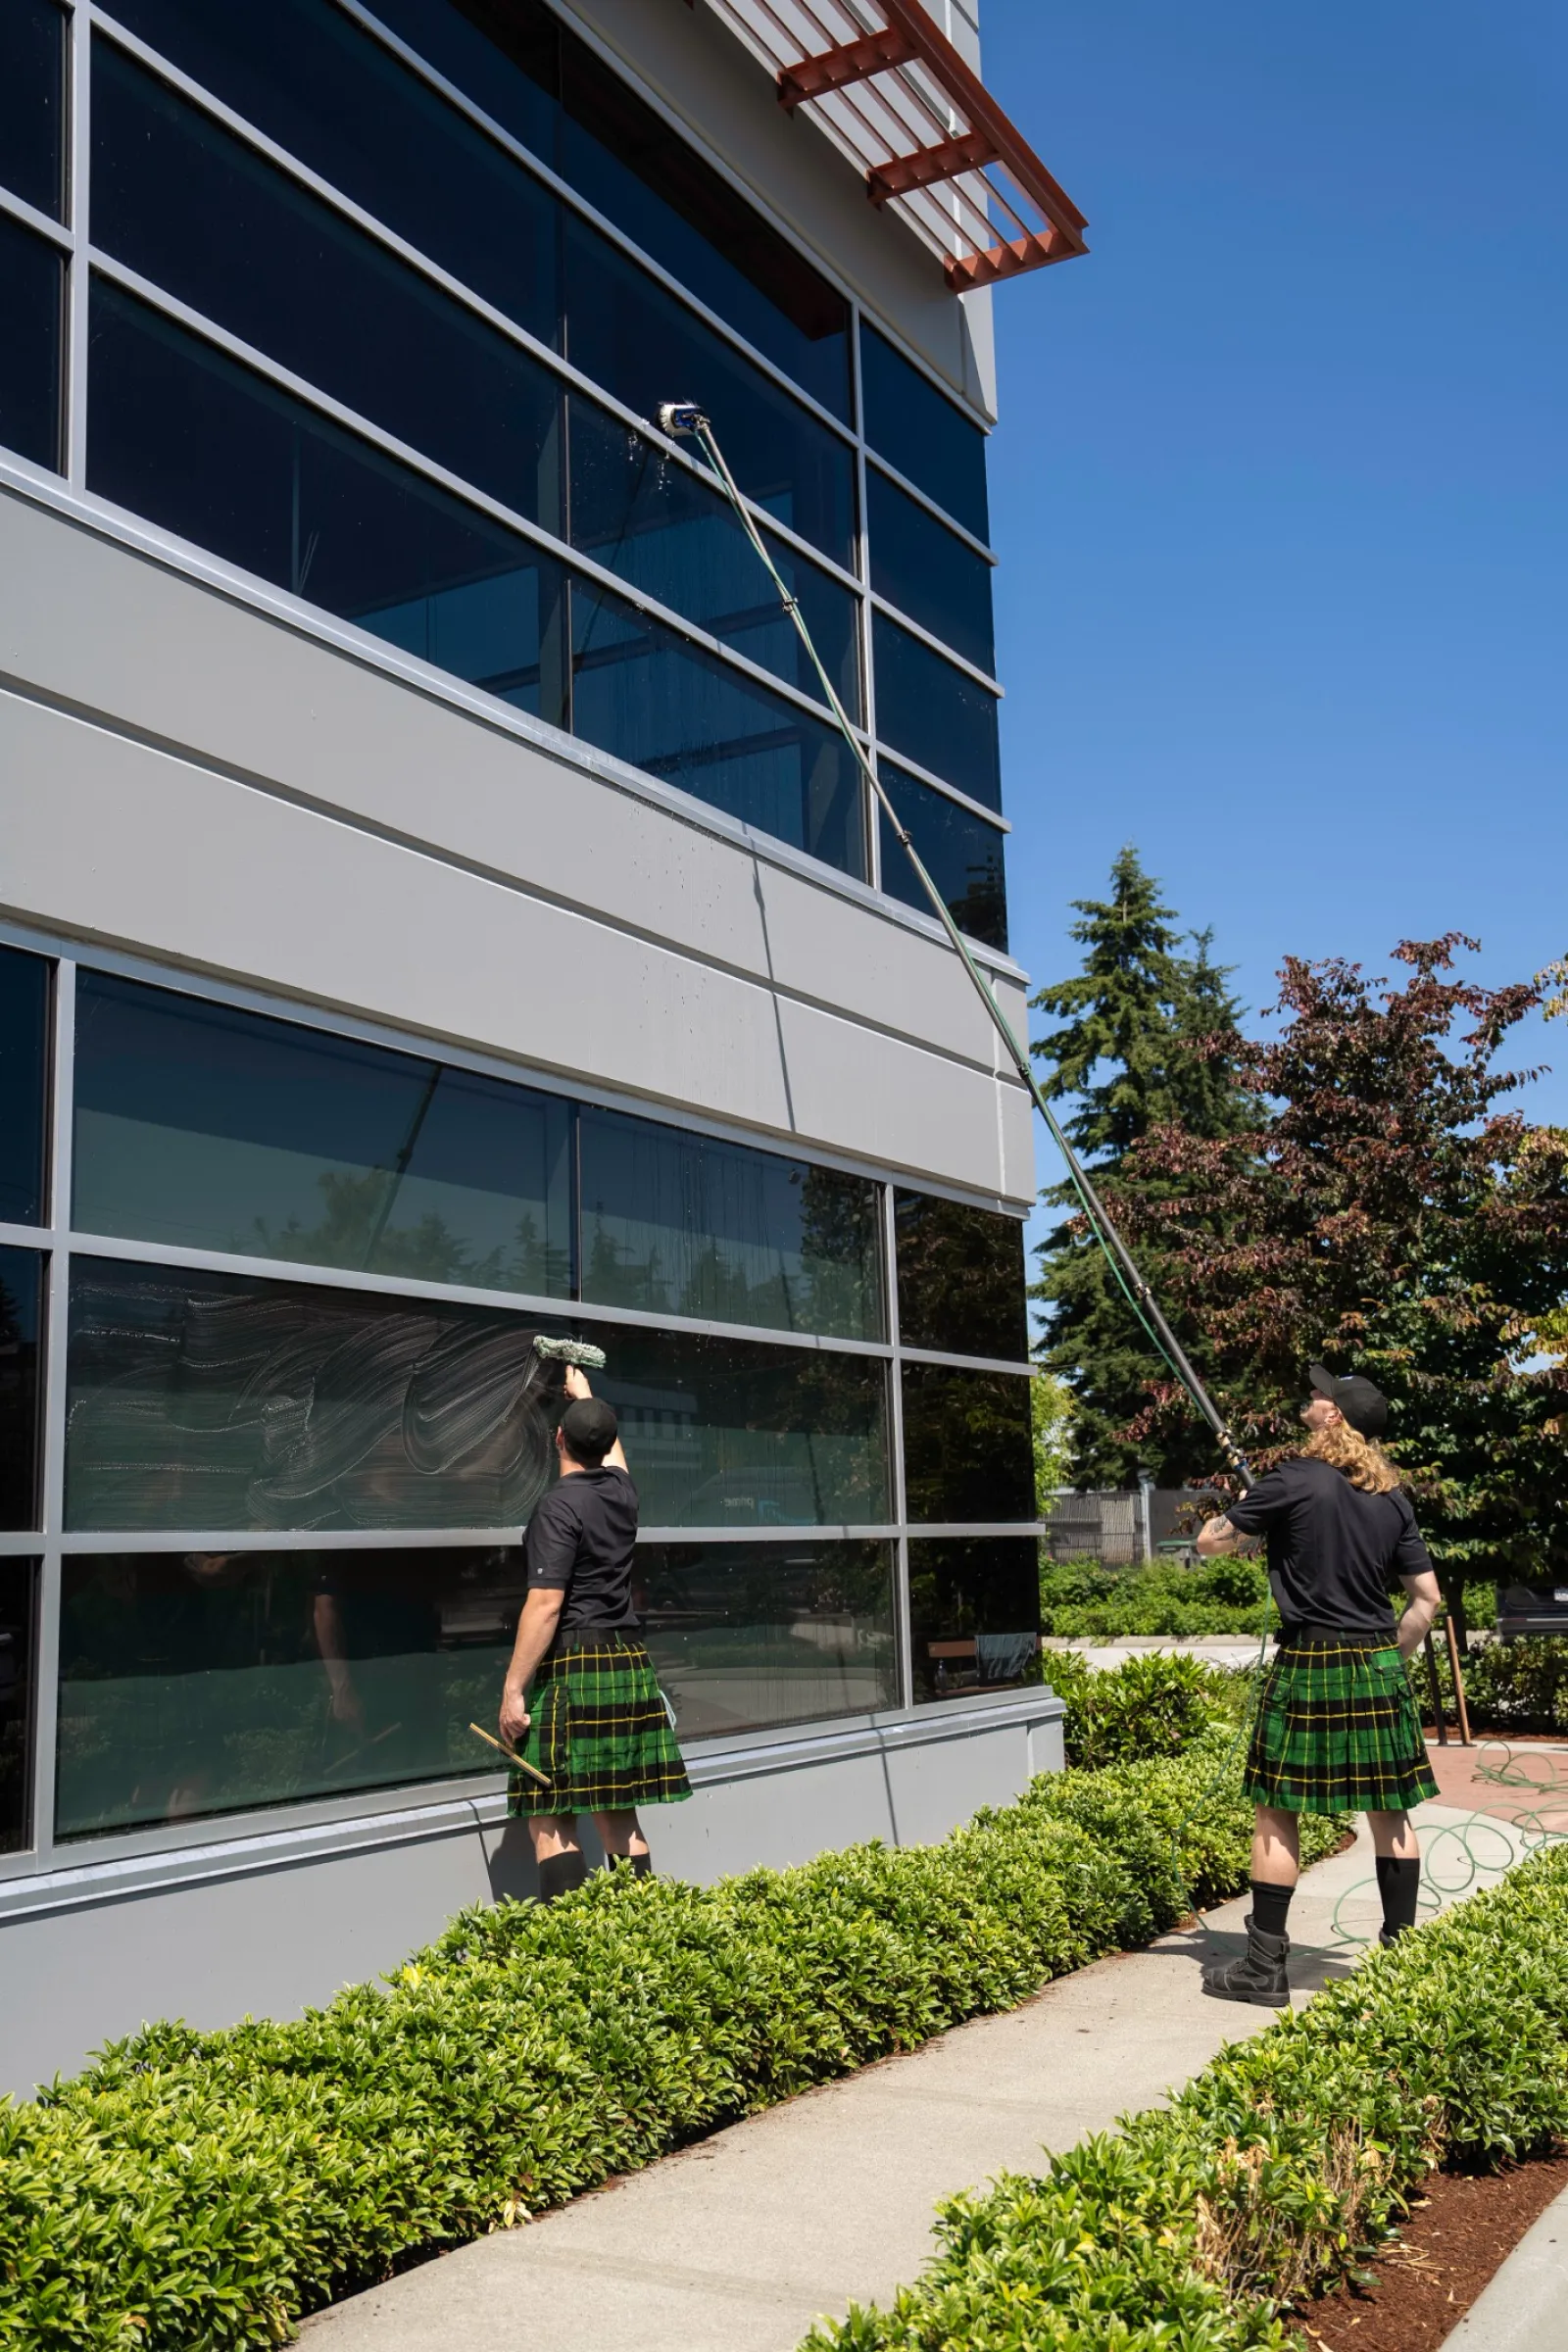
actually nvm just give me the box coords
[1225,1456,1433,1636]
[524,1465,640,1637]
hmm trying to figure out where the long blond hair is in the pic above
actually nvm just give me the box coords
[1302,1419,1401,1494]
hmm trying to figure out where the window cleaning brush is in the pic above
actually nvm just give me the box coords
[656,399,1252,1488]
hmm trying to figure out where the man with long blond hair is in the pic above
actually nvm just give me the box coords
[1195,1364,1441,2005]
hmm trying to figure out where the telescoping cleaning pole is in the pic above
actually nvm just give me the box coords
[658,402,1251,1488]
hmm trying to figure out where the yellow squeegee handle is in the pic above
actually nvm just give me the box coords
[469,1720,552,1788]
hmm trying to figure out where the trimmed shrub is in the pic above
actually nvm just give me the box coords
[1421,1635,1568,1737]
[1041,1552,1276,1639]
[1046,1647,1252,1769]
[0,1738,1332,2351]
[803,1844,1568,2351]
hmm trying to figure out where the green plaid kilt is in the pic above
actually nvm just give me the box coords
[508,1631,691,1817]
[1244,1631,1439,1816]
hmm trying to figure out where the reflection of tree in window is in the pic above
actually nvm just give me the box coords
[893,1192,1028,1360]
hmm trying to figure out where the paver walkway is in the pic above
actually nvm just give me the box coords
[304,1798,1529,2352]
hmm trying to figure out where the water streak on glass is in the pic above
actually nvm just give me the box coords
[66,1262,890,1533]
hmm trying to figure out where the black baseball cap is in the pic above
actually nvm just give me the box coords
[560,1396,618,1464]
[1308,1363,1389,1440]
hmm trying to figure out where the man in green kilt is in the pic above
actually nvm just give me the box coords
[499,1365,690,1899]
[1195,1365,1440,2004]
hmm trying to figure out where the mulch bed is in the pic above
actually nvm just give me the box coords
[1299,2152,1568,2350]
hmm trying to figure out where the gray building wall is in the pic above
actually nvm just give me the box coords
[0,0,1056,2099]
[0,484,1032,1211]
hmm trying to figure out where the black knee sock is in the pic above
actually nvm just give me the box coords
[608,1851,653,1879]
[537,1849,589,1903]
[1250,1879,1295,1940]
[1376,1854,1420,1940]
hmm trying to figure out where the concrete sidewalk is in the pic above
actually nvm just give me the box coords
[303,1800,1526,2352]
[1441,2180,1568,2350]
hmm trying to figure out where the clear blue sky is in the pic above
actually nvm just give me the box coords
[980,2,1568,1281]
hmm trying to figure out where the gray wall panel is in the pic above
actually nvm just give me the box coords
[0,688,1029,1198]
[0,493,1034,1203]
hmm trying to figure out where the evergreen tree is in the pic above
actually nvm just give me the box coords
[1029,848,1250,1487]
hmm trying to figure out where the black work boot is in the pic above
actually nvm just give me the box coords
[1201,1916,1291,2007]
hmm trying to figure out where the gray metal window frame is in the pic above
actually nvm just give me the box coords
[64,3,1009,843]
[0,937,1045,1885]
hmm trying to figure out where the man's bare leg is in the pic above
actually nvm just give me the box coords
[1251,1805,1301,1887]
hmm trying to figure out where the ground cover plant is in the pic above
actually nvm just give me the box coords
[0,1681,1335,2352]
[803,1841,1568,2351]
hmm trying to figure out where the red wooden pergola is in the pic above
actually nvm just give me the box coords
[684,0,1087,289]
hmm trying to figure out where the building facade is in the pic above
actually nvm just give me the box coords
[0,0,1080,2092]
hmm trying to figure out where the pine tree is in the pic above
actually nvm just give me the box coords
[1029,848,1250,1487]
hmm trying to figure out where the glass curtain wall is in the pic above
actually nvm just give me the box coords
[0,0,1009,941]
[0,944,1040,1865]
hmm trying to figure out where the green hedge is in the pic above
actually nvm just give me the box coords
[0,1734,1336,2351]
[1420,1635,1568,1737]
[1041,1552,1276,1639]
[804,1843,1568,2351]
[1046,1648,1253,1770]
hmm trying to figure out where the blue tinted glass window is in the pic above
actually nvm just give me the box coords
[867,465,995,673]
[57,1544,526,1837]
[105,0,562,348]
[860,323,989,543]
[901,1364,1033,1523]
[570,575,865,876]
[0,1556,34,1851]
[872,614,1001,810]
[0,1248,43,1531]
[909,1538,1040,1703]
[371,0,854,419]
[642,1542,896,1741]
[66,1262,889,1532]
[92,46,566,533]
[878,763,1006,952]
[74,971,573,1294]
[0,947,50,1225]
[87,280,573,725]
[0,209,64,472]
[893,1190,1028,1359]
[0,0,67,220]
[565,220,855,570]
[568,395,859,717]
[580,1107,883,1341]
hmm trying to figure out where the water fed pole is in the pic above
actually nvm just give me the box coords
[658,401,1251,1485]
